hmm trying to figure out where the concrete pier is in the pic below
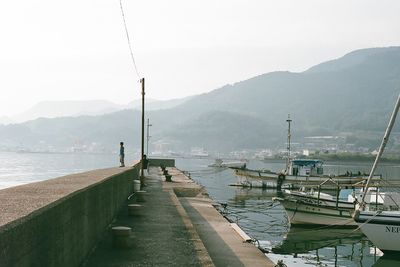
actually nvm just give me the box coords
[0,165,140,267]
[84,166,274,267]
[0,160,275,267]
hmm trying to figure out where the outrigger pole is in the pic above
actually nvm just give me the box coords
[286,114,292,173]
[360,93,400,208]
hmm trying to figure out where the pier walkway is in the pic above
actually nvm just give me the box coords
[84,166,274,267]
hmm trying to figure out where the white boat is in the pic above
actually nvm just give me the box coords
[208,158,246,169]
[275,187,386,226]
[353,93,400,253]
[234,116,381,189]
[355,210,400,252]
[189,147,209,158]
[234,160,382,189]
[277,196,357,226]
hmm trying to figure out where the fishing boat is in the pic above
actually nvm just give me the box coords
[276,196,357,226]
[208,158,246,169]
[234,159,381,189]
[275,186,386,226]
[234,115,381,189]
[353,93,400,253]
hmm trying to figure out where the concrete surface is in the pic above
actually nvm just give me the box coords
[0,165,140,267]
[83,167,275,267]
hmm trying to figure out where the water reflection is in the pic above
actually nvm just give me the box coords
[273,227,365,255]
[226,188,380,266]
[175,158,400,266]
[373,254,400,267]
[231,188,278,204]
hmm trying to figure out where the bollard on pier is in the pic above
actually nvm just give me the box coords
[112,226,133,249]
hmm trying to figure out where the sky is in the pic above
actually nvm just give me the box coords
[0,0,399,117]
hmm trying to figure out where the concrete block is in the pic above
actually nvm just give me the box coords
[135,191,148,202]
[128,204,142,216]
[133,180,141,192]
[112,226,133,248]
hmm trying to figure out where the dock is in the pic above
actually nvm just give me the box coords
[84,166,274,266]
[0,160,276,267]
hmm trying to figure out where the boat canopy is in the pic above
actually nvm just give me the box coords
[291,159,323,166]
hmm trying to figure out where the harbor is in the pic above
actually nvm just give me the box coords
[1,153,400,266]
[0,158,276,267]
[1,1,400,266]
[177,157,400,266]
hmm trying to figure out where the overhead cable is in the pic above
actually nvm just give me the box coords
[119,0,141,79]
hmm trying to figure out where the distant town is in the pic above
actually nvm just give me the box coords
[5,134,398,163]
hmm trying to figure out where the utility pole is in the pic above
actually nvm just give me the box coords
[140,78,145,187]
[286,114,292,173]
[146,118,152,156]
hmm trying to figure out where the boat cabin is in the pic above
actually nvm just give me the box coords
[288,159,323,176]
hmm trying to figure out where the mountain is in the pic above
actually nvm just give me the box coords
[154,46,400,132]
[0,116,13,125]
[0,110,141,151]
[305,47,400,73]
[12,100,121,123]
[10,97,193,123]
[1,46,400,153]
[146,46,400,150]
[128,96,194,111]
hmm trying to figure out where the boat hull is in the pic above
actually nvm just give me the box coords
[235,168,381,189]
[209,159,246,169]
[278,198,357,226]
[355,211,400,252]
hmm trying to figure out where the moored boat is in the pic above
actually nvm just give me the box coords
[274,188,357,226]
[234,161,382,189]
[275,187,389,226]
[354,210,400,252]
[234,115,382,189]
[353,93,400,253]
[209,158,247,169]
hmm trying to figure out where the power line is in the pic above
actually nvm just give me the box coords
[119,0,141,79]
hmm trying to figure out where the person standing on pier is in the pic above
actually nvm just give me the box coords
[119,142,125,167]
[143,154,149,173]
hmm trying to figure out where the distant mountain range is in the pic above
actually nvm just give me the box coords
[0,96,193,124]
[1,46,400,153]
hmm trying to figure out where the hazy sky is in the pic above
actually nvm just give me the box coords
[0,0,399,117]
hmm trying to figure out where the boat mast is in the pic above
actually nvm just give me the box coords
[286,114,292,173]
[360,93,400,208]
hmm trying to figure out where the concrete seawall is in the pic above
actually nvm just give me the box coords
[85,165,274,266]
[0,158,274,267]
[0,163,143,267]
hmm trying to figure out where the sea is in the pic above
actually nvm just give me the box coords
[1,151,400,267]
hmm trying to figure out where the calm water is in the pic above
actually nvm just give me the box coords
[1,152,400,266]
[0,151,136,189]
[175,158,400,267]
